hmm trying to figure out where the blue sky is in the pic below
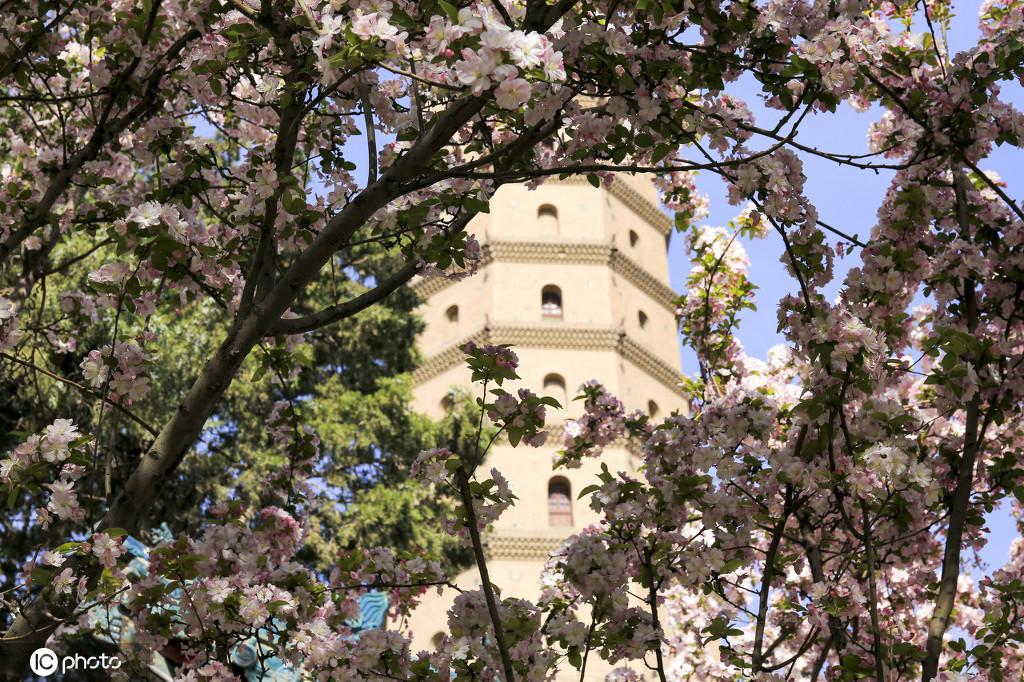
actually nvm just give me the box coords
[664,6,1023,572]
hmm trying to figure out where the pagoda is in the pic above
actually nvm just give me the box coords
[406,174,685,679]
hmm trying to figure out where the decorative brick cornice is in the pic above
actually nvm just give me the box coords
[540,422,646,459]
[411,241,678,311]
[551,176,673,236]
[483,532,567,561]
[414,328,490,381]
[620,336,684,394]
[485,324,622,350]
[413,324,683,396]
[487,240,610,264]
[609,250,678,310]
[410,274,455,299]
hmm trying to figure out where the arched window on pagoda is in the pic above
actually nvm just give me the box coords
[548,477,573,527]
[543,374,567,407]
[538,204,559,232]
[445,304,459,335]
[541,285,563,318]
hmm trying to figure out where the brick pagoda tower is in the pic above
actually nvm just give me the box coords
[404,174,684,679]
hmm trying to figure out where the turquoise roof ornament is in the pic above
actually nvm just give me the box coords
[346,590,390,632]
[229,591,392,681]
[230,636,303,682]
[84,526,390,681]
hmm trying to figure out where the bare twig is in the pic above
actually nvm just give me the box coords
[0,352,158,437]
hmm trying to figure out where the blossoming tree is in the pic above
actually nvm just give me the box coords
[1,0,1023,680]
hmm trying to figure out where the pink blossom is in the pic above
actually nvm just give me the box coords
[127,201,164,228]
[495,77,531,109]
[350,12,402,43]
[91,533,125,568]
[455,48,498,95]
[87,261,132,284]
[507,32,547,68]
[41,419,80,462]
[53,568,75,595]
[45,480,81,521]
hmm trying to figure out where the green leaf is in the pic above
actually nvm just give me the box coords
[651,143,673,164]
[437,0,460,21]
[267,599,292,613]
[282,190,306,215]
[13,65,29,88]
[225,43,249,61]
[222,23,257,39]
[329,51,352,70]
[586,173,600,188]
[30,567,52,584]
[463,196,490,214]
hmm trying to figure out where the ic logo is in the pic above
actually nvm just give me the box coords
[29,647,59,677]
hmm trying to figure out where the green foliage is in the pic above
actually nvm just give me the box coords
[0,236,478,598]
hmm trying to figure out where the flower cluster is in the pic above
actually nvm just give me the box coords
[486,387,552,447]
[80,340,153,404]
[444,7,565,103]
[458,340,520,385]
[0,295,23,352]
[119,504,444,680]
[0,419,88,526]
[676,217,759,389]
[852,443,934,498]
[412,448,518,536]
[557,381,627,468]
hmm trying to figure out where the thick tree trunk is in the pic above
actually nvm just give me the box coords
[0,92,487,675]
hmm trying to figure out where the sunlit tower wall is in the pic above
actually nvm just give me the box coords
[403,174,686,679]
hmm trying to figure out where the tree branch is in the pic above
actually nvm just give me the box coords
[646,558,668,682]
[921,170,983,681]
[270,258,419,335]
[358,75,379,184]
[860,500,887,681]
[455,462,516,680]
[752,492,793,673]
[0,351,158,437]
[490,0,515,27]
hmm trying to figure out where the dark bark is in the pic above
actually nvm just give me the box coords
[921,171,983,681]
